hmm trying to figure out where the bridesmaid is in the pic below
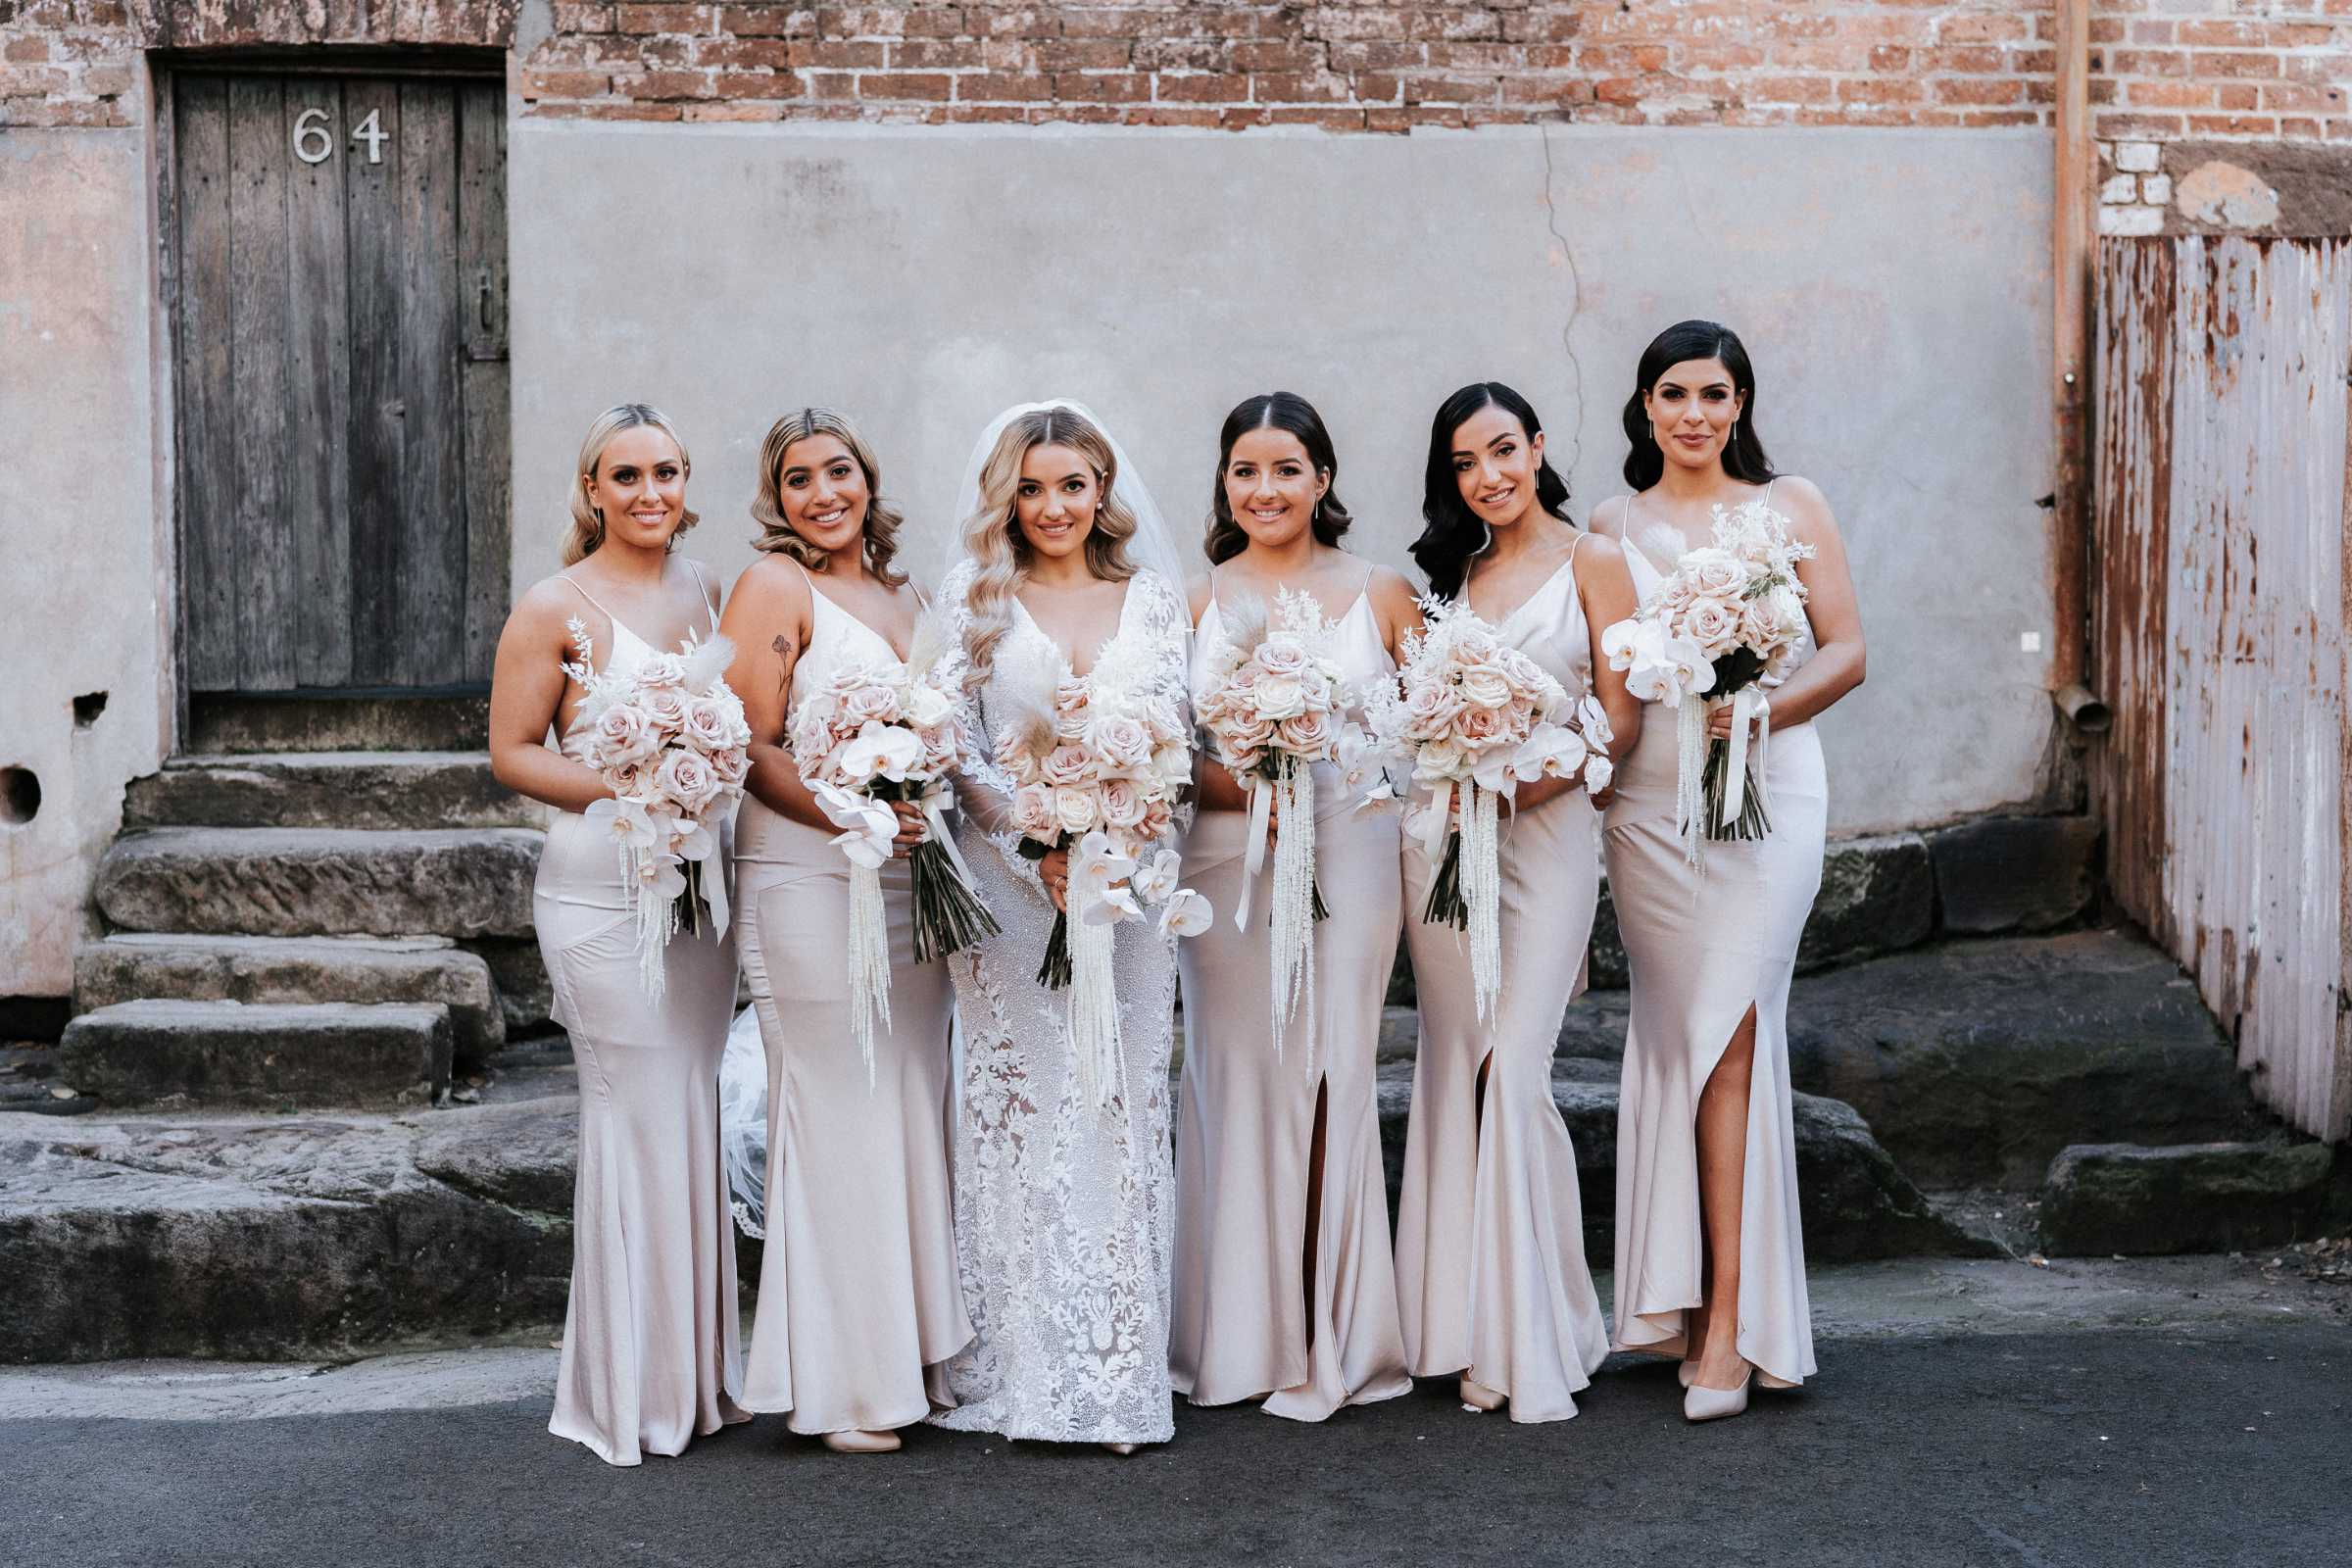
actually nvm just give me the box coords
[487,403,748,1465]
[1396,382,1641,1422]
[718,408,970,1453]
[1172,392,1421,1421]
[1591,320,1864,1421]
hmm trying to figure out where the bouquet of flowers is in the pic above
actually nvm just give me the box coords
[997,656,1208,1103]
[561,620,753,1003]
[1599,499,1814,865]
[1193,588,1350,1059]
[1367,598,1614,1021]
[791,611,1000,1083]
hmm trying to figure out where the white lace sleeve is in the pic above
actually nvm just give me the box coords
[937,561,1054,902]
[1135,569,1198,841]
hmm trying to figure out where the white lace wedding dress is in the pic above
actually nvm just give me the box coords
[926,562,1192,1445]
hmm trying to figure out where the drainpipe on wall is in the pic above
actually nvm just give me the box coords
[2051,0,2108,735]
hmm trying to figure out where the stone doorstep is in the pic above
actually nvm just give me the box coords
[93,826,544,941]
[122,752,544,833]
[57,1001,453,1109]
[74,934,504,1061]
[2038,1140,2342,1258]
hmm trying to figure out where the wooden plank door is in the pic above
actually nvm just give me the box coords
[172,70,510,695]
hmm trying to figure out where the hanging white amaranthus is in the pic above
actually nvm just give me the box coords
[1194,588,1355,1065]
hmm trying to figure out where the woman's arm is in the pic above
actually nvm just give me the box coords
[718,558,838,834]
[487,581,617,815]
[1713,475,1865,736]
[1367,564,1427,663]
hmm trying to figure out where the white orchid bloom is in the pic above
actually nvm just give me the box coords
[1509,722,1590,783]
[811,780,898,870]
[1069,830,1137,906]
[672,818,718,862]
[591,795,668,853]
[1131,848,1182,904]
[1583,755,1615,794]
[1082,882,1144,927]
[640,853,688,900]
[1599,615,1654,671]
[1157,887,1213,940]
[840,720,924,784]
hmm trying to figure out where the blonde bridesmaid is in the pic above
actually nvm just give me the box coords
[1173,392,1421,1421]
[1396,383,1641,1422]
[717,409,970,1454]
[488,404,748,1466]
[1592,320,1864,1421]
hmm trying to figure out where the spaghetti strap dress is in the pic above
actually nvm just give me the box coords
[1601,483,1822,1389]
[735,565,970,1433]
[1170,567,1413,1421]
[1396,539,1611,1423]
[539,563,751,1465]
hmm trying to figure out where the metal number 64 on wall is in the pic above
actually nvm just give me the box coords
[291,106,388,167]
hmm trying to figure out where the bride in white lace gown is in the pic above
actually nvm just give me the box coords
[927,402,1194,1449]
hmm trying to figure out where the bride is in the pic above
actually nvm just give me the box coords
[926,401,1195,1452]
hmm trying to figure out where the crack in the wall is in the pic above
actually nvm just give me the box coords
[1538,121,1587,484]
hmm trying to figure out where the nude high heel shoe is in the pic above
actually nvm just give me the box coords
[821,1429,903,1454]
[1459,1376,1506,1413]
[1682,1371,1750,1423]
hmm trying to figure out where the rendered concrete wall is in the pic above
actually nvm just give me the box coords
[511,122,2057,836]
[0,125,169,997]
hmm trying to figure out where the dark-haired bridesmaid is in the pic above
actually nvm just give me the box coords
[1592,321,1863,1421]
[1395,383,1641,1422]
[1172,392,1422,1421]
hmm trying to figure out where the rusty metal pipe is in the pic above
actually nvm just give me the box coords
[2055,682,2110,735]
[2050,0,2093,705]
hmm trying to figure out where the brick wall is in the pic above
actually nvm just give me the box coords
[511,3,2348,140]
[3,2,2346,144]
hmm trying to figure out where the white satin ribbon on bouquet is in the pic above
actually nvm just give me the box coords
[1718,686,1770,827]
[917,780,979,888]
[813,780,899,1089]
[1234,778,1275,933]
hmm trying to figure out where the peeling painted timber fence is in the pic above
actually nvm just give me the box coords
[2093,236,2352,1143]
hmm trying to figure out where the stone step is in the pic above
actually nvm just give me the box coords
[0,1102,570,1361]
[1372,1060,1994,1267]
[122,752,542,832]
[75,934,505,1062]
[94,827,543,941]
[2038,1140,2344,1257]
[57,1001,453,1108]
[1544,929,2258,1192]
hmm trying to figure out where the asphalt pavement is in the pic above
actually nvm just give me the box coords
[4,1259,2346,1568]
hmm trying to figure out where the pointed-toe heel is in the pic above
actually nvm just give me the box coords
[1682,1372,1750,1424]
[1459,1376,1506,1413]
[1677,1360,1697,1389]
[821,1429,903,1454]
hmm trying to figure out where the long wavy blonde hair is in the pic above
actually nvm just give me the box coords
[562,403,700,565]
[956,406,1141,694]
[748,407,909,586]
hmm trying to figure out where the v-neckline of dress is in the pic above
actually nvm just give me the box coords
[803,572,911,663]
[1014,578,1137,679]
[1473,550,1578,639]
